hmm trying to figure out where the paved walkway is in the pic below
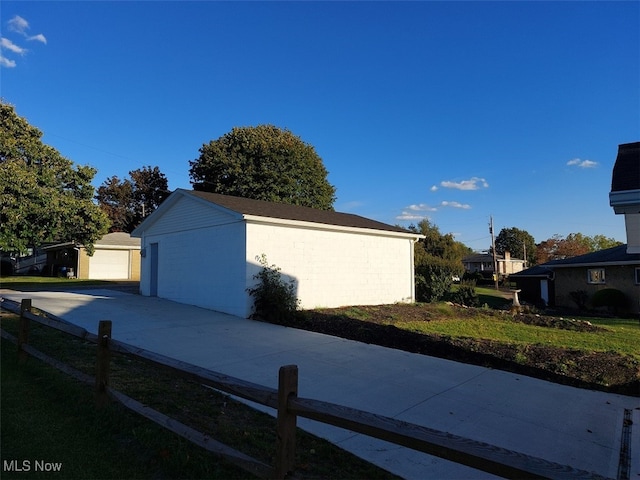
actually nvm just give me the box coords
[1,288,638,479]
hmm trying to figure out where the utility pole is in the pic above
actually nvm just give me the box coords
[523,241,527,269]
[490,215,499,290]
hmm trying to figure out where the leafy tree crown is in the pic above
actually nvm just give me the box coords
[96,166,169,233]
[1,102,109,254]
[189,125,336,210]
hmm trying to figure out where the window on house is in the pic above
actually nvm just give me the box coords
[587,268,605,284]
[635,267,640,285]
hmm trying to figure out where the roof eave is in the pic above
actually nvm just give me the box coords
[243,214,425,239]
[609,189,640,214]
[549,260,640,268]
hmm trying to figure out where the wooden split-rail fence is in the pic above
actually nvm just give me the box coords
[0,297,610,480]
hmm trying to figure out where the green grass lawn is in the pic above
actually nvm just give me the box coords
[400,312,639,360]
[1,276,113,288]
[0,311,398,480]
[443,286,639,359]
[1,338,249,480]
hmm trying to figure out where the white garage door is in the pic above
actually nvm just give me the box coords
[89,250,130,279]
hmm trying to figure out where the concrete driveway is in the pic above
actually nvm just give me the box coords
[1,288,638,479]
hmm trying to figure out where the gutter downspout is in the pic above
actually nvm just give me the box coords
[73,247,80,279]
[410,236,424,302]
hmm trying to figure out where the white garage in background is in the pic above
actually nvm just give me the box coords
[132,189,422,318]
[88,249,130,279]
[42,232,141,280]
[83,232,141,280]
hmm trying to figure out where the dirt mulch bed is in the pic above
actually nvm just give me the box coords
[274,305,639,397]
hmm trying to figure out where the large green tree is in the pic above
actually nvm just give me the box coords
[494,227,537,266]
[189,125,336,210]
[0,102,109,254]
[409,219,471,302]
[96,166,169,232]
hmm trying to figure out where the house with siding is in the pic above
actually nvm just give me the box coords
[512,142,640,313]
[131,189,423,318]
[462,251,525,278]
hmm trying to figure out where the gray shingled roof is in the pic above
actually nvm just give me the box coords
[95,232,140,248]
[543,244,639,267]
[611,142,640,192]
[509,265,554,278]
[185,190,412,234]
[512,245,639,278]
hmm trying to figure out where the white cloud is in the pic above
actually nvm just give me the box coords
[28,34,47,44]
[567,158,598,168]
[1,16,46,68]
[0,55,16,68]
[440,177,489,190]
[8,15,29,35]
[407,203,437,212]
[1,37,26,55]
[441,201,471,209]
[396,212,430,221]
[430,185,438,192]
[396,203,437,221]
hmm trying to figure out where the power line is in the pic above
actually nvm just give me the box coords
[47,132,134,161]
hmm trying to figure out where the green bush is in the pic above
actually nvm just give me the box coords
[247,254,300,323]
[463,271,483,283]
[569,290,589,311]
[415,257,454,303]
[591,288,628,313]
[448,280,479,307]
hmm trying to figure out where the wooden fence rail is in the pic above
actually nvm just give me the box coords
[0,297,610,480]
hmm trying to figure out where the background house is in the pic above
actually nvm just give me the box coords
[41,232,141,280]
[132,190,422,318]
[512,142,640,313]
[462,251,525,278]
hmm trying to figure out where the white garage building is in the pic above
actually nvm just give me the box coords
[132,189,422,318]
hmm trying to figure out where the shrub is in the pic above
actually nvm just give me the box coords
[448,280,479,307]
[415,260,453,303]
[591,288,628,313]
[569,290,589,311]
[463,271,483,283]
[247,254,300,323]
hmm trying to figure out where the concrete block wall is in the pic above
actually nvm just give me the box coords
[246,222,415,310]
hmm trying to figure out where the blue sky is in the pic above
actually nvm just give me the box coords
[2,1,638,252]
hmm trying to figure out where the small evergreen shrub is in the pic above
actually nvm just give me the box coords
[569,290,589,311]
[448,280,479,307]
[415,262,453,303]
[247,254,300,323]
[591,288,628,313]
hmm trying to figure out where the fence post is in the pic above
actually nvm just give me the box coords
[95,320,112,408]
[18,299,32,363]
[274,365,298,479]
